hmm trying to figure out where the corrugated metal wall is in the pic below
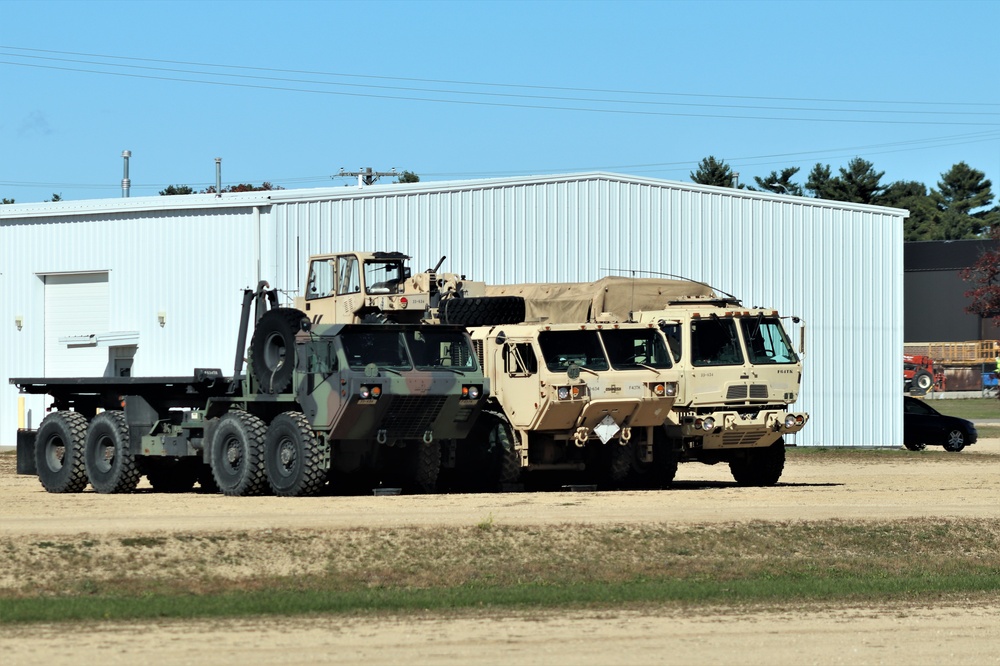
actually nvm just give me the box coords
[1,205,260,440]
[1,174,905,448]
[265,174,904,448]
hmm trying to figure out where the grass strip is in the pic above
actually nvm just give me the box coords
[4,571,1000,624]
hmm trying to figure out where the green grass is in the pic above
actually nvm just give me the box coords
[4,519,1000,624]
[927,397,1000,420]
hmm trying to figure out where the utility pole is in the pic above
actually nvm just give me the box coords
[336,167,397,187]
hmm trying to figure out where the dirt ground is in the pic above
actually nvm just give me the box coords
[3,442,1000,665]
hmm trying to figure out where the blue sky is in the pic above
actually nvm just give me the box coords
[3,0,1000,203]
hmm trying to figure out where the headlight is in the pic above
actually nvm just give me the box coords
[359,386,371,399]
[653,384,665,396]
[462,385,481,400]
[695,417,716,432]
[784,414,798,429]
[571,386,582,398]
[664,382,678,397]
[371,386,381,398]
[557,386,570,400]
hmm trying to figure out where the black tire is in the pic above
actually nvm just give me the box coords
[412,440,442,493]
[452,411,521,492]
[903,442,927,452]
[912,370,933,394]
[730,438,786,486]
[264,412,330,497]
[145,458,200,493]
[210,411,268,496]
[439,296,525,327]
[943,429,967,452]
[250,308,307,394]
[34,411,89,493]
[84,411,141,494]
[608,443,633,486]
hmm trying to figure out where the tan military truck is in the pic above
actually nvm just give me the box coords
[460,320,680,490]
[294,251,523,326]
[489,279,808,486]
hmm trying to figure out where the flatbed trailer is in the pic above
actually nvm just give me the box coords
[11,285,488,496]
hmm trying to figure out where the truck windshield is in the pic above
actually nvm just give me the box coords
[599,328,672,370]
[340,331,412,370]
[690,318,744,367]
[537,331,610,372]
[741,317,799,364]
[402,330,478,370]
[364,260,407,294]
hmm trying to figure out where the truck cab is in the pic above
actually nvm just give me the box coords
[468,321,679,486]
[293,251,485,325]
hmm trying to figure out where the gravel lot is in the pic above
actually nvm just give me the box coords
[3,441,1000,665]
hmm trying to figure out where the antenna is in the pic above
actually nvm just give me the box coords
[601,267,743,305]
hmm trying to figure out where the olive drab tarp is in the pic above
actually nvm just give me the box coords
[485,277,715,324]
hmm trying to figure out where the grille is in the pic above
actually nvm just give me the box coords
[726,385,747,400]
[726,384,769,401]
[722,429,768,446]
[472,339,485,368]
[380,395,448,438]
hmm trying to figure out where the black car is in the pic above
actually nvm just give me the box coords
[903,396,977,452]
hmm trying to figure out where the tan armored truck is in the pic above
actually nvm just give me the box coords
[294,251,523,327]
[461,320,680,489]
[489,279,808,486]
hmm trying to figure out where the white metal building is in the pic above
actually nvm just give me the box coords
[0,172,906,448]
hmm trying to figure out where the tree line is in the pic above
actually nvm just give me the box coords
[691,156,999,243]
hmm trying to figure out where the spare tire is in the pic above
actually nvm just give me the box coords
[439,296,525,326]
[250,308,307,394]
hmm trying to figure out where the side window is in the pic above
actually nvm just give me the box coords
[337,256,360,295]
[503,343,538,376]
[306,260,335,301]
[658,323,682,363]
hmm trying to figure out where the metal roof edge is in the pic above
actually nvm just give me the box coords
[0,171,909,220]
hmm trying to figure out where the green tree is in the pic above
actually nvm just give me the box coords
[930,162,999,238]
[160,185,194,195]
[1,198,13,204]
[200,182,284,194]
[805,163,836,199]
[394,171,420,184]
[691,156,740,188]
[46,193,62,202]
[752,167,802,196]
[881,181,939,241]
[807,158,885,204]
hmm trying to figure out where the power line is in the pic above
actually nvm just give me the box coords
[2,50,1000,127]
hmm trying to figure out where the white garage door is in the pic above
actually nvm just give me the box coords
[44,272,110,378]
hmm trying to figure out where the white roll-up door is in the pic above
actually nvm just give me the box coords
[44,272,110,378]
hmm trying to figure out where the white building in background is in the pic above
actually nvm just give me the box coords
[0,172,907,448]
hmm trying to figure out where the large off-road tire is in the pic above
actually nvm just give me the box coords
[84,411,141,494]
[210,411,268,496]
[943,429,967,452]
[34,411,89,493]
[439,296,525,327]
[729,438,786,486]
[144,458,200,493]
[406,442,441,493]
[250,308,307,394]
[451,411,521,492]
[264,411,330,497]
[912,371,934,392]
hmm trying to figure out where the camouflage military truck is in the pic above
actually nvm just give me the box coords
[11,284,487,497]
[489,279,808,486]
[458,320,680,490]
